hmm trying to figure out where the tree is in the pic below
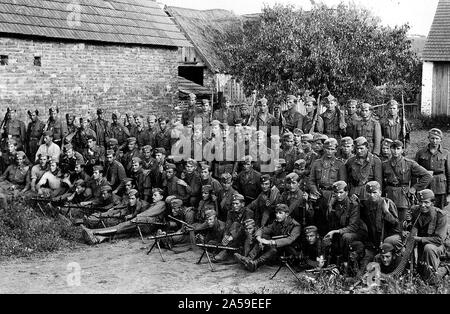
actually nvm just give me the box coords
[215,2,422,106]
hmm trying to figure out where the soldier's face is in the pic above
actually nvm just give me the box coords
[419,199,433,213]
[260,103,268,113]
[185,164,195,173]
[241,108,249,116]
[206,216,216,228]
[136,117,143,127]
[201,168,210,180]
[189,98,196,106]
[201,191,210,200]
[275,210,288,222]
[306,233,318,245]
[301,140,311,151]
[211,125,221,135]
[166,168,174,179]
[305,102,314,113]
[224,101,231,109]
[221,181,231,190]
[381,145,391,156]
[429,135,442,147]
[361,108,370,119]
[75,185,85,194]
[143,149,152,159]
[287,99,295,109]
[132,161,140,172]
[261,180,271,192]
[106,154,114,163]
[50,111,56,119]
[81,120,89,129]
[381,252,393,266]
[327,101,336,110]
[93,170,100,180]
[50,161,57,172]
[39,155,48,167]
[129,195,137,206]
[74,164,82,173]
[245,225,255,235]
[232,200,243,211]
[388,105,398,116]
[159,121,167,130]
[333,188,347,202]
[313,141,323,152]
[30,112,37,121]
[367,189,381,201]
[44,135,52,144]
[128,142,136,151]
[355,145,368,157]
[8,143,15,153]
[112,115,118,123]
[16,156,24,165]
[243,162,252,171]
[390,147,403,158]
[294,134,301,144]
[124,182,133,192]
[324,147,336,158]
[347,104,357,115]
[341,144,353,154]
[148,118,156,128]
[153,192,163,203]
[288,180,299,192]
[101,190,110,200]
[284,139,294,148]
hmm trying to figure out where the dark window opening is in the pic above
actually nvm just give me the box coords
[34,56,41,66]
[178,66,204,86]
[0,55,8,65]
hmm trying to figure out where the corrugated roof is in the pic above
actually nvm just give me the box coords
[0,0,191,47]
[423,0,450,61]
[166,6,243,72]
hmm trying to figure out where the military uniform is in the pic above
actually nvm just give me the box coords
[26,117,45,160]
[283,108,303,132]
[247,177,281,228]
[45,117,65,146]
[353,112,382,156]
[298,112,324,134]
[213,108,239,126]
[104,158,126,191]
[130,125,151,148]
[4,118,26,151]
[235,164,261,204]
[344,112,361,138]
[90,114,110,148]
[109,121,130,148]
[321,108,345,140]
[72,128,97,154]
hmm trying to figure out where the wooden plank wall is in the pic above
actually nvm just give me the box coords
[432,62,450,116]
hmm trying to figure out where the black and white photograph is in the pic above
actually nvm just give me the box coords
[0,0,449,298]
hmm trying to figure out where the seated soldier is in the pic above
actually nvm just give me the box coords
[374,242,401,275]
[104,149,126,191]
[83,185,123,228]
[113,177,134,198]
[234,204,301,272]
[57,179,93,218]
[181,158,201,207]
[81,188,164,245]
[150,147,167,189]
[59,143,84,175]
[35,131,61,163]
[195,185,218,225]
[69,160,90,184]
[35,157,68,198]
[194,209,226,245]
[324,181,368,264]
[234,219,261,265]
[0,151,30,208]
[25,153,49,193]
[86,165,108,200]
[217,173,237,222]
[272,159,287,194]
[162,163,189,205]
[141,145,156,170]
[130,157,152,203]
[247,174,281,228]
[293,159,308,191]
[298,225,330,270]
[280,172,308,225]
[82,135,105,175]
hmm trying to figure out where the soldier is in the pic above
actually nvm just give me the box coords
[247,174,281,228]
[380,138,393,162]
[199,162,221,196]
[321,95,346,140]
[298,96,324,134]
[35,158,67,198]
[82,135,105,176]
[233,219,259,264]
[251,98,277,133]
[280,132,300,173]
[64,113,77,144]
[415,128,450,209]
[213,123,238,178]
[72,116,97,154]
[25,153,49,193]
[146,115,158,148]
[1,138,19,173]
[0,151,30,206]
[280,172,308,226]
[293,159,308,191]
[283,95,303,132]
[70,160,90,184]
[35,131,61,163]
[150,147,167,189]
[90,109,110,149]
[373,242,401,274]
[297,133,318,173]
[182,158,201,207]
[235,204,301,272]
[83,185,123,228]
[110,111,130,148]
[130,114,150,148]
[324,181,368,263]
[272,159,287,194]
[379,100,411,149]
[383,140,432,225]
[25,109,45,161]
[299,225,330,270]
[140,145,156,171]
[44,107,65,146]
[353,103,382,156]
[130,157,152,203]
[312,133,328,158]
[217,173,237,222]
[181,93,197,126]
[58,179,93,216]
[346,137,382,202]
[86,165,108,200]
[121,137,141,175]
[155,117,172,154]
[194,209,226,244]
[293,128,303,151]
[336,136,354,164]
[2,108,26,151]
[163,163,189,205]
[104,149,126,191]
[196,185,218,224]
[234,155,261,205]
[344,99,361,137]
[407,189,449,283]
[213,96,239,126]
[238,103,252,126]
[59,143,84,175]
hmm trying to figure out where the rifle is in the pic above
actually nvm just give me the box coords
[309,94,321,134]
[168,214,197,251]
[0,107,11,147]
[305,264,338,274]
[196,243,240,272]
[146,231,186,262]
[401,92,407,149]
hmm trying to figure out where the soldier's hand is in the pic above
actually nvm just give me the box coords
[177,179,188,187]
[125,214,133,220]
[402,230,410,238]
[265,199,271,207]
[381,199,390,215]
[195,234,205,243]
[350,194,359,202]
[408,187,416,196]
[413,236,422,243]
[339,122,347,129]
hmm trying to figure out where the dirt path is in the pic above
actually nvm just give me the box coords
[0,238,300,294]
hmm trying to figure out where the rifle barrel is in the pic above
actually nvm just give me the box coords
[196,243,239,251]
[147,232,184,240]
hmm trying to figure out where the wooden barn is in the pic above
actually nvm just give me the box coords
[422,0,450,116]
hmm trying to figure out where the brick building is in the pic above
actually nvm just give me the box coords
[0,0,190,122]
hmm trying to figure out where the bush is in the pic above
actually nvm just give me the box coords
[0,200,82,258]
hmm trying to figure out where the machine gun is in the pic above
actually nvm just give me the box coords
[30,196,52,216]
[130,219,169,243]
[168,214,197,251]
[146,231,186,262]
[196,243,240,272]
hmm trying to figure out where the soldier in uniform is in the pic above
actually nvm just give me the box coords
[321,95,346,140]
[0,151,30,208]
[234,155,261,205]
[213,96,239,126]
[283,95,303,132]
[336,136,354,164]
[104,149,126,191]
[82,135,105,176]
[194,209,226,245]
[44,107,65,146]
[146,115,159,149]
[298,96,324,134]
[85,165,108,200]
[280,172,308,226]
[346,137,382,202]
[251,98,277,133]
[380,138,393,162]
[217,173,237,222]
[415,128,450,209]
[297,133,318,173]
[195,185,218,224]
[344,99,361,137]
[130,114,150,148]
[72,116,97,154]
[121,137,141,175]
[373,242,401,274]
[247,174,281,228]
[25,109,45,161]
[2,108,26,151]
[110,112,130,148]
[379,100,411,149]
[90,109,110,149]
[182,93,197,126]
[59,143,84,175]
[272,159,287,194]
[83,185,123,228]
[130,157,152,203]
[64,113,78,144]
[353,103,382,156]
[382,140,432,225]
[162,163,189,205]
[238,103,253,126]
[199,162,221,196]
[155,117,172,154]
[213,123,238,178]
[35,130,61,163]
[312,133,328,158]
[298,225,330,270]
[182,158,202,207]
[279,132,300,173]
[25,153,49,193]
[407,189,449,283]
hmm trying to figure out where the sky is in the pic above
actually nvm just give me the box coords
[157,0,439,36]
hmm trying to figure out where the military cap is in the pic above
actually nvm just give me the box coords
[165,163,176,170]
[258,97,268,106]
[122,177,133,184]
[301,134,314,142]
[16,151,26,159]
[391,140,403,149]
[332,181,347,192]
[429,128,443,139]
[366,181,381,193]
[100,185,112,193]
[313,133,328,142]
[287,95,297,102]
[49,156,58,164]
[260,174,271,183]
[107,138,119,146]
[244,218,256,228]
[275,158,287,166]
[210,120,221,126]
[293,128,303,136]
[360,103,372,110]
[97,108,103,114]
[418,189,435,201]
[202,99,209,104]
[105,149,115,156]
[202,185,213,193]
[380,242,394,254]
[387,100,399,107]
[243,155,253,164]
[6,138,17,146]
[340,137,354,146]
[323,138,338,149]
[63,143,73,151]
[154,147,166,155]
[204,209,217,219]
[349,241,365,254]
[49,107,57,113]
[127,137,137,144]
[152,187,164,195]
[354,136,368,147]
[74,179,86,187]
[220,172,233,183]
[324,95,336,103]
[43,130,53,137]
[305,225,318,234]
[199,161,210,170]
[141,145,152,152]
[188,93,196,100]
[304,96,316,104]
[186,158,198,167]
[170,198,183,207]
[75,159,85,166]
[232,193,245,202]
[275,204,290,213]
[381,138,394,147]
[285,172,299,183]
[128,189,138,197]
[294,159,306,167]
[283,132,294,141]
[240,103,249,110]
[131,157,141,165]
[165,195,177,204]
[93,165,103,172]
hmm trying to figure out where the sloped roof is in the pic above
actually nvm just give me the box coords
[0,0,191,47]
[165,6,242,72]
[178,76,211,95]
[423,0,450,61]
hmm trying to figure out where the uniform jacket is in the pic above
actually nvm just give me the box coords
[308,156,347,194]
[328,196,365,234]
[256,216,301,248]
[298,113,324,134]
[379,116,411,147]
[280,188,307,224]
[90,118,110,147]
[283,108,303,131]
[411,205,448,246]
[415,144,450,195]
[346,153,382,200]
[353,117,382,155]
[235,168,262,201]
[109,122,130,146]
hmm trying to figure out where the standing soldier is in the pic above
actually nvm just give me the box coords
[380,138,393,162]
[155,117,172,154]
[353,103,382,156]
[336,136,354,164]
[252,98,277,133]
[379,100,411,149]
[121,137,141,175]
[130,115,150,148]
[298,96,323,134]
[182,93,197,126]
[415,128,450,209]
[382,140,432,225]
[146,115,159,149]
[90,109,110,149]
[344,99,361,137]
[44,107,65,146]
[26,109,45,161]
[64,113,78,144]
[346,137,382,202]
[2,108,26,151]
[213,97,239,126]
[321,95,346,140]
[110,111,130,149]
[238,103,253,126]
[280,132,300,173]
[283,95,303,132]
[72,116,97,154]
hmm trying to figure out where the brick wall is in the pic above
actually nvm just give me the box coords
[0,36,179,123]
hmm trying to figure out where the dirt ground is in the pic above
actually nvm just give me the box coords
[0,238,300,294]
